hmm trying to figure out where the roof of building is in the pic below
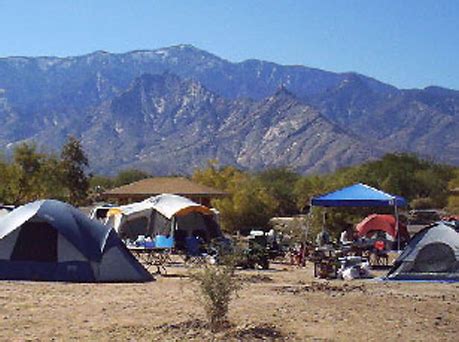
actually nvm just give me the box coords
[103,177,226,197]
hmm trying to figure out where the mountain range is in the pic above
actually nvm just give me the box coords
[0,44,457,175]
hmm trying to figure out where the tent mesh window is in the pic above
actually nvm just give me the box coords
[95,208,110,220]
[203,215,221,238]
[176,213,222,241]
[11,221,58,262]
[120,217,149,240]
[176,213,206,237]
[413,242,456,273]
[150,212,172,236]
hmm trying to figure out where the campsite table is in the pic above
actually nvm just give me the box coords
[128,247,172,274]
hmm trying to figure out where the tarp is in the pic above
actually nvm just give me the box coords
[356,214,409,240]
[311,183,407,207]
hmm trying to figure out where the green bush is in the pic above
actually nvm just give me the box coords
[190,264,240,332]
[410,197,437,209]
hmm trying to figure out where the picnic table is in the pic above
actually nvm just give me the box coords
[128,246,173,274]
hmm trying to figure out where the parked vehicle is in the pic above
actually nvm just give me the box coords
[407,209,443,234]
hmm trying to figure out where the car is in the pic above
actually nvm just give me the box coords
[0,205,15,218]
[407,209,443,234]
[89,203,117,222]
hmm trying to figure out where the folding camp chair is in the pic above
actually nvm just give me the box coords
[370,240,389,266]
[183,236,208,267]
[138,235,174,274]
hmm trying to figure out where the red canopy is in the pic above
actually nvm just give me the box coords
[356,214,409,239]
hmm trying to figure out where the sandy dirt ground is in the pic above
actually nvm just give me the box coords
[0,262,457,341]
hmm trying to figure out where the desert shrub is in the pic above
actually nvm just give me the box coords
[190,263,241,332]
[410,197,437,209]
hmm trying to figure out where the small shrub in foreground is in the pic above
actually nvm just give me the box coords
[190,263,241,332]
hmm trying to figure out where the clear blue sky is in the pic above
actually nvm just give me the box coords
[0,0,458,90]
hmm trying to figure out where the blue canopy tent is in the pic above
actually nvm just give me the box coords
[310,183,407,249]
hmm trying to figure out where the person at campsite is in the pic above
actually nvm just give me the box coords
[340,225,354,246]
[290,242,306,267]
[316,228,331,247]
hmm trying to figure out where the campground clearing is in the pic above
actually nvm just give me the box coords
[0,263,457,341]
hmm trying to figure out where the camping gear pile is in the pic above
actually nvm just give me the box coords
[311,246,339,279]
[236,234,270,270]
[309,183,459,282]
[337,256,371,280]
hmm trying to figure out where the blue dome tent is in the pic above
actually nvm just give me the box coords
[0,200,153,282]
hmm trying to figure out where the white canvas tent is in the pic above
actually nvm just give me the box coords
[105,194,222,249]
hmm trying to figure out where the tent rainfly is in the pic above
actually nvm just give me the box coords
[0,200,153,282]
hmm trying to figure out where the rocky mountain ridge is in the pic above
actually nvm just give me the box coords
[0,45,457,174]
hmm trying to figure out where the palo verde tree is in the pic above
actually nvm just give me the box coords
[256,168,300,216]
[193,161,278,234]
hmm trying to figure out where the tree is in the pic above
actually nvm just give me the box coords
[60,136,89,205]
[447,169,459,214]
[192,160,242,191]
[114,169,151,187]
[9,143,45,204]
[0,144,68,204]
[193,162,277,234]
[89,175,114,191]
[256,168,300,216]
[36,155,67,201]
[293,175,328,213]
[0,156,12,203]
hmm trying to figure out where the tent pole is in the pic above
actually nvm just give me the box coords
[170,216,176,239]
[394,204,400,250]
[322,209,326,231]
[306,209,312,241]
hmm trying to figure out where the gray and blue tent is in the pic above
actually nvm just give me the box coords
[387,222,459,281]
[0,200,153,282]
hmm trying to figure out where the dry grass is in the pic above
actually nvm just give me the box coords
[0,263,457,341]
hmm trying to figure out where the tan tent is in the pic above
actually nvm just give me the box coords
[106,194,222,250]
